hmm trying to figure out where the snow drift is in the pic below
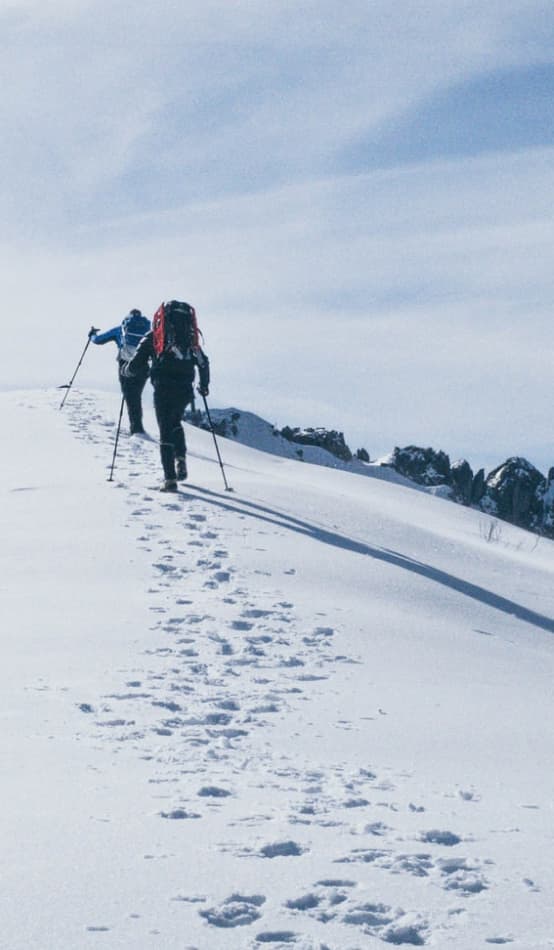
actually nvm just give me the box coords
[2,388,554,950]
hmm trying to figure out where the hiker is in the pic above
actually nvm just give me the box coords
[89,309,151,436]
[123,300,210,491]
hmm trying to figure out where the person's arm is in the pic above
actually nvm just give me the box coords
[124,331,154,376]
[195,347,210,395]
[89,326,122,346]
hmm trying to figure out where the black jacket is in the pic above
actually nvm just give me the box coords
[125,330,210,390]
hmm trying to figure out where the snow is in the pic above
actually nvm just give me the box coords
[192,407,361,471]
[2,388,554,949]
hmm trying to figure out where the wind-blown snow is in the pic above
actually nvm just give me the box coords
[2,388,554,949]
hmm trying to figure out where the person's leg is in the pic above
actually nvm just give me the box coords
[153,386,178,481]
[120,372,145,434]
[170,405,186,458]
[171,387,192,478]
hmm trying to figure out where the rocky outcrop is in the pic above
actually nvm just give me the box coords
[450,459,473,505]
[388,446,451,487]
[471,468,486,505]
[186,407,554,539]
[542,469,554,536]
[184,407,359,470]
[279,426,353,462]
[186,408,241,437]
[480,457,545,532]
[386,446,554,535]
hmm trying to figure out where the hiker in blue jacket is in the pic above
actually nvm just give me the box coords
[89,309,151,436]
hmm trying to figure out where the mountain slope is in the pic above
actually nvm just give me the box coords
[1,389,554,950]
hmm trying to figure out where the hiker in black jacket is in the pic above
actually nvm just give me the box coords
[124,300,210,492]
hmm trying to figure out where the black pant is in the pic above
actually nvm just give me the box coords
[153,382,193,479]
[119,369,148,435]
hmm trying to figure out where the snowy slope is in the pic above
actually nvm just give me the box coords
[2,388,554,950]
[188,408,364,469]
[188,407,419,488]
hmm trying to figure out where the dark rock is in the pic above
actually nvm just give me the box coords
[541,469,554,537]
[389,446,451,486]
[471,468,486,505]
[481,457,545,530]
[450,459,473,505]
[279,426,353,462]
[356,448,370,462]
[186,408,240,437]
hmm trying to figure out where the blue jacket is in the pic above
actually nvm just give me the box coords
[91,326,122,348]
[91,312,151,362]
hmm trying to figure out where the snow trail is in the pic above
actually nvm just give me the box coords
[2,389,554,949]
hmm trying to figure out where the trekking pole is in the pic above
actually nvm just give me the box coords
[107,395,125,482]
[201,393,233,492]
[59,328,99,409]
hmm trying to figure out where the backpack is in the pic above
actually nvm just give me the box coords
[120,310,151,361]
[152,300,200,360]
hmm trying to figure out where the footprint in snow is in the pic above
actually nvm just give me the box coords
[160,808,201,820]
[458,788,481,802]
[343,903,428,946]
[153,562,178,573]
[260,841,305,858]
[212,698,240,711]
[241,608,275,619]
[231,620,254,631]
[199,893,265,928]
[437,856,489,894]
[523,877,540,892]
[255,932,298,944]
[285,890,346,925]
[197,786,232,799]
[213,570,231,582]
[418,829,462,846]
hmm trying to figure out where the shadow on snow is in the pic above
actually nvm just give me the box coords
[186,485,554,635]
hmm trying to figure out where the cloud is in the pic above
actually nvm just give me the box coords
[3,1,554,472]
[3,0,553,239]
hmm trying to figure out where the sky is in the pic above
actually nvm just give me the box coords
[3,0,554,473]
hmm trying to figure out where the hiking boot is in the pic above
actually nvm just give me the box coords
[176,456,188,481]
[160,479,178,493]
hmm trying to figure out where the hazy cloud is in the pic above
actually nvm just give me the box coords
[3,1,554,471]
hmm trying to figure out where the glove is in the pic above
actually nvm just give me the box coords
[198,385,209,397]
[88,326,100,339]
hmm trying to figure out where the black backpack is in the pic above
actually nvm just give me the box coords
[152,300,199,359]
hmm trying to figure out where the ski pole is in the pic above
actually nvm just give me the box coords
[107,395,125,482]
[59,328,99,409]
[200,393,233,492]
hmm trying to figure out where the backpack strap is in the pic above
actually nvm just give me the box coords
[189,305,200,349]
[152,303,166,356]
